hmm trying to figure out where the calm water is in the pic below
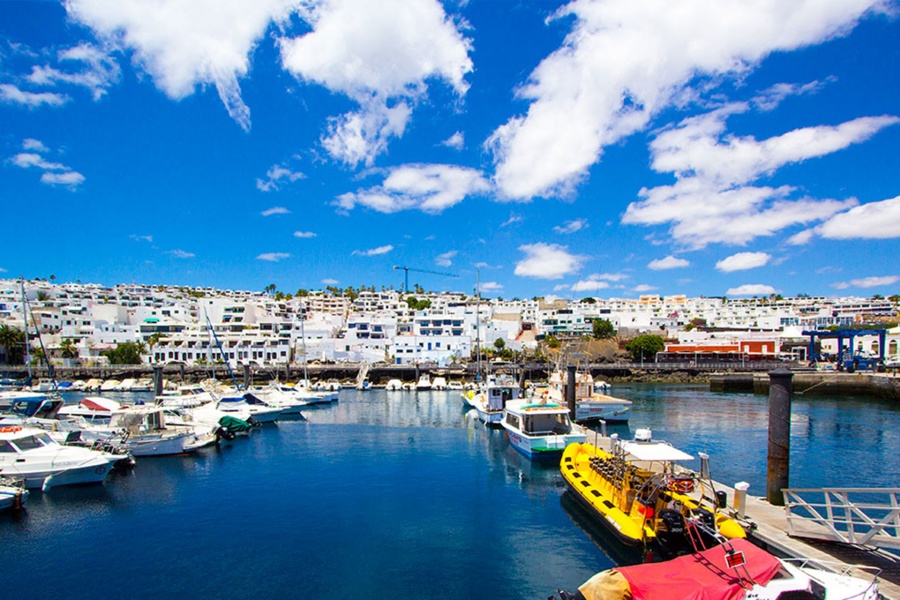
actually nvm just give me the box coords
[1,384,897,599]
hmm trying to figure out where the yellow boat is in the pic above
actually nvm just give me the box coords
[560,428,749,559]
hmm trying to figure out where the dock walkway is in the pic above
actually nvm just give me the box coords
[726,485,900,599]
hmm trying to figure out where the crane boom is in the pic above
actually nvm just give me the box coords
[393,265,459,293]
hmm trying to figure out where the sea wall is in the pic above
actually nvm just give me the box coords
[710,371,900,399]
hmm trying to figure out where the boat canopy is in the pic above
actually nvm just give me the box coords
[578,539,781,600]
[620,441,694,462]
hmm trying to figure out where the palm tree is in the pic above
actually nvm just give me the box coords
[59,338,78,359]
[0,324,25,365]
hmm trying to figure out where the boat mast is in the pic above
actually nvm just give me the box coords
[204,309,239,390]
[475,268,481,383]
[20,278,32,383]
[298,298,309,385]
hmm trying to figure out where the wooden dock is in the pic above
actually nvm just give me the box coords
[715,482,900,599]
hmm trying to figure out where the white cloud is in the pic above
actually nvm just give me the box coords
[501,214,523,227]
[514,243,586,280]
[169,249,195,259]
[435,251,457,268]
[27,43,121,101]
[488,0,883,200]
[280,0,472,166]
[0,84,69,108]
[816,195,900,240]
[633,284,657,293]
[570,279,610,293]
[22,139,48,152]
[10,146,84,188]
[726,284,777,296]
[478,281,503,292]
[41,171,86,187]
[257,252,291,262]
[130,234,153,242]
[11,153,69,171]
[0,268,6,273]
[441,131,465,150]
[752,79,831,112]
[257,164,305,192]
[553,219,588,235]
[335,164,490,214]
[833,275,900,290]
[261,206,291,217]
[321,278,339,285]
[648,256,690,270]
[353,245,394,257]
[293,231,317,238]
[716,252,771,272]
[67,0,300,131]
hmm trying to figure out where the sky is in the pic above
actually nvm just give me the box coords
[2,0,900,301]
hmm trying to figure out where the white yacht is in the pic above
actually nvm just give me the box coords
[431,376,447,390]
[385,379,404,391]
[501,399,587,459]
[415,374,432,391]
[0,425,122,489]
[77,405,217,456]
[57,397,122,424]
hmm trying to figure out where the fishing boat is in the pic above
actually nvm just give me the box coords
[467,374,521,427]
[554,537,880,600]
[0,476,28,510]
[547,369,631,423]
[0,425,122,489]
[500,399,587,459]
[560,428,748,558]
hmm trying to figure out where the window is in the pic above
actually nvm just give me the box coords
[0,440,16,453]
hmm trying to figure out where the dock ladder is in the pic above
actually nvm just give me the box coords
[783,487,900,550]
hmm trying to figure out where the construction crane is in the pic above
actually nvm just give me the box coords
[393,265,458,293]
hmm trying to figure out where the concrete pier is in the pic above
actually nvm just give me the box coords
[710,371,900,399]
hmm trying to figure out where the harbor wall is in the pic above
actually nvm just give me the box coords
[710,371,900,399]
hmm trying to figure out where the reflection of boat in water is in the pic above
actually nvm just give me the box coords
[560,428,748,559]
[555,537,880,600]
[501,399,587,459]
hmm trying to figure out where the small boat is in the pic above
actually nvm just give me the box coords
[83,378,103,392]
[118,378,137,391]
[500,399,587,459]
[0,425,122,489]
[415,374,432,391]
[77,405,218,456]
[100,379,121,392]
[547,370,631,423]
[0,476,28,510]
[447,380,463,391]
[214,392,282,423]
[155,384,216,409]
[560,428,747,557]
[58,396,122,424]
[555,537,880,600]
[467,375,521,427]
[131,378,153,392]
[385,379,404,391]
[431,376,447,390]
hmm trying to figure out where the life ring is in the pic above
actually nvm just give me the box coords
[0,426,22,433]
[668,477,694,494]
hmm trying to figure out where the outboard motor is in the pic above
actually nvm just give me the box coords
[655,508,689,559]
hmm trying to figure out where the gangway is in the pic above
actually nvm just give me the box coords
[783,487,900,550]
[356,364,370,389]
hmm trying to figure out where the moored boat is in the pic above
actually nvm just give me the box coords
[560,428,748,557]
[547,369,631,423]
[0,476,28,510]
[501,399,587,459]
[469,375,521,427]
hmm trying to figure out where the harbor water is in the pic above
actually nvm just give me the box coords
[1,384,898,599]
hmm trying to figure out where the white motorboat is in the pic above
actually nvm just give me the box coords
[501,399,587,459]
[118,378,137,391]
[131,378,153,392]
[431,376,447,390]
[385,379,404,391]
[415,374,432,391]
[100,379,121,392]
[0,425,121,489]
[0,476,28,510]
[250,384,308,415]
[467,375,521,427]
[57,396,122,424]
[447,380,464,391]
[215,392,282,423]
[78,405,217,456]
[547,370,631,423]
[155,384,217,409]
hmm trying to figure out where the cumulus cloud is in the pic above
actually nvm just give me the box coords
[66,0,301,131]
[478,281,503,293]
[441,131,465,150]
[257,252,291,262]
[293,231,317,238]
[335,164,490,214]
[633,284,657,293]
[553,219,588,235]
[488,0,882,200]
[570,279,610,293]
[726,284,777,296]
[261,206,291,217]
[352,244,394,256]
[648,256,690,270]
[816,195,900,240]
[0,84,69,108]
[622,107,893,248]
[321,278,339,285]
[279,0,472,166]
[514,243,586,280]
[10,142,84,188]
[833,275,900,290]
[257,164,305,192]
[435,251,457,268]
[169,249,195,259]
[716,252,771,272]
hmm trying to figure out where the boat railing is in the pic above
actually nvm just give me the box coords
[783,487,900,550]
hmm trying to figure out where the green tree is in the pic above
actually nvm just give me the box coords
[36,290,50,301]
[493,338,506,352]
[0,324,25,365]
[545,334,561,349]
[684,318,707,332]
[592,318,616,339]
[59,338,78,359]
[102,341,147,365]
[264,283,276,295]
[625,334,665,362]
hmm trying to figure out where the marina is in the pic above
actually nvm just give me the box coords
[0,383,897,598]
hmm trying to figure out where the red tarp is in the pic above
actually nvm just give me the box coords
[617,539,782,600]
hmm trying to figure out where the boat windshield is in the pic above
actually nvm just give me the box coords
[525,413,571,435]
[11,432,55,450]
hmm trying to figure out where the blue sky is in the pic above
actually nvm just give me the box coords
[2,0,899,301]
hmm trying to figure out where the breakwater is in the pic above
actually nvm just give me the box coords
[710,371,900,399]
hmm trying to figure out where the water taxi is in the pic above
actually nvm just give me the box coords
[560,428,748,558]
[501,399,587,459]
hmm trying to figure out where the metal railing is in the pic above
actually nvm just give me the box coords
[783,487,900,549]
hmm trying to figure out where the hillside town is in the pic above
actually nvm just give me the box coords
[1,278,898,370]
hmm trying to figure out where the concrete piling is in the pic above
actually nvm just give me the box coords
[766,367,794,506]
[566,364,576,414]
